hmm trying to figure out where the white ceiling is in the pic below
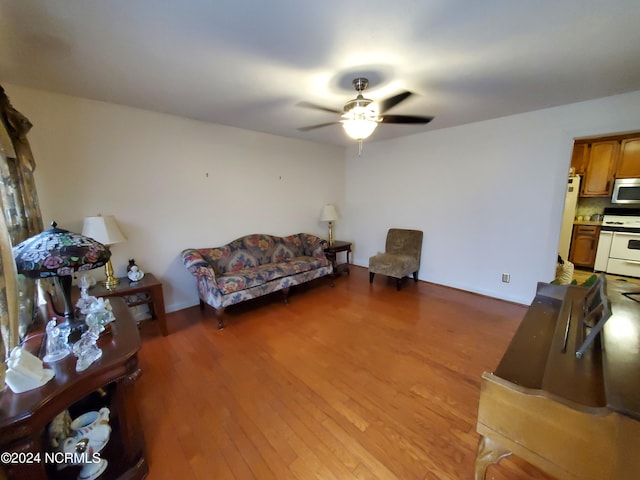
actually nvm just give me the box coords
[1,0,640,147]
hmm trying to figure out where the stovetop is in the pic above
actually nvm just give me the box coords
[602,207,640,232]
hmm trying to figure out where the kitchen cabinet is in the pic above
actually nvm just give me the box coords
[570,142,589,176]
[581,140,618,197]
[616,138,640,178]
[570,224,600,268]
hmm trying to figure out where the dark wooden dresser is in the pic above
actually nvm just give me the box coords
[0,298,148,480]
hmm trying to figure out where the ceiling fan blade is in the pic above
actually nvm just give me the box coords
[297,121,341,132]
[379,114,434,125]
[297,101,344,115]
[378,91,413,113]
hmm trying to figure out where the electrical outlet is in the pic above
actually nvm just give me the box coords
[502,273,511,283]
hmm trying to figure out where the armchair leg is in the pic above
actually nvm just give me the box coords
[413,271,418,282]
[397,278,402,291]
[369,272,375,283]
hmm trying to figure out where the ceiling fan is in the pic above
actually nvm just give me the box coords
[297,77,434,151]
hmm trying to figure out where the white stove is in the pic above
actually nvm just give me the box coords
[595,208,640,277]
[601,215,640,232]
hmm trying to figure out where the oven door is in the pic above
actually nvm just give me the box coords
[594,231,612,272]
[606,231,640,277]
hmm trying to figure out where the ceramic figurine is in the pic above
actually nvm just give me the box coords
[48,410,71,450]
[127,265,144,282]
[5,346,55,392]
[61,409,111,480]
[69,407,110,438]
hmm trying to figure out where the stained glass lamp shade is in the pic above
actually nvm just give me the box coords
[12,222,111,320]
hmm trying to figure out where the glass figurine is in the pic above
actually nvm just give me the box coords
[76,274,98,315]
[72,325,103,372]
[43,319,71,362]
[84,298,115,332]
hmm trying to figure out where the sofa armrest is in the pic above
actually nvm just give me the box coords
[300,234,329,259]
[181,248,219,289]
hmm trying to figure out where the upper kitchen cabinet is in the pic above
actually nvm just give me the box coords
[570,142,589,176]
[571,132,640,197]
[581,140,618,197]
[616,138,640,178]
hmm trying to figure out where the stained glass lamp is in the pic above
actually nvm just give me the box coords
[12,221,111,324]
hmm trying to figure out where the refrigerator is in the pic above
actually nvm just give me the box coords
[558,175,581,261]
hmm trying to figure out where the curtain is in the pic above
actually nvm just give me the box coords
[0,85,44,363]
[0,210,15,379]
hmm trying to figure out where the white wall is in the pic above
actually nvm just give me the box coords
[343,90,640,304]
[7,83,640,311]
[5,84,346,312]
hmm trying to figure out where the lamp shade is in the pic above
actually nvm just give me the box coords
[82,215,126,245]
[320,204,338,222]
[12,222,111,278]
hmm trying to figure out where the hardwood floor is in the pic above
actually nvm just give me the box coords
[136,266,553,480]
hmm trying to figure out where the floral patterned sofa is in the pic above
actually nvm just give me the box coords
[181,233,333,329]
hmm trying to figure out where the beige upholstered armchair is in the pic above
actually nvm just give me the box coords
[369,229,423,290]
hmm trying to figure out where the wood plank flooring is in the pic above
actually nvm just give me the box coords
[136,266,554,480]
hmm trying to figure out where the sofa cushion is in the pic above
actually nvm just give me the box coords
[273,234,306,261]
[216,256,323,295]
[287,256,329,271]
[368,253,418,278]
[227,249,260,272]
[204,235,271,274]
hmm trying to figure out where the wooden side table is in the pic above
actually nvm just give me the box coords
[0,299,148,480]
[88,273,169,336]
[324,240,352,276]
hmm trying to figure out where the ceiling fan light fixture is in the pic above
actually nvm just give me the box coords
[342,118,378,140]
[296,76,433,150]
[341,103,379,140]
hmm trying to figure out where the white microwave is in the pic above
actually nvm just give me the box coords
[612,178,640,204]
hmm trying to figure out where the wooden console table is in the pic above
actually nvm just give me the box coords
[0,298,148,480]
[88,273,168,336]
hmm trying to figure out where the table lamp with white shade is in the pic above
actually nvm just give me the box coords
[82,215,126,290]
[320,204,338,246]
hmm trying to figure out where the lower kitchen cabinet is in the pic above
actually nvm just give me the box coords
[570,224,601,268]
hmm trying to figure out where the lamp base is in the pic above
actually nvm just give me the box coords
[102,260,120,290]
[102,276,120,290]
